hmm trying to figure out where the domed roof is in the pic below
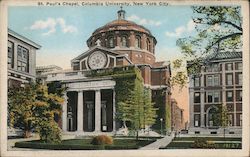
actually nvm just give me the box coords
[92,8,152,36]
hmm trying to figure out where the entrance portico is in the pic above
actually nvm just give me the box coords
[62,79,116,135]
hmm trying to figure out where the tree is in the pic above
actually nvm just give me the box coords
[172,6,242,87]
[220,105,229,138]
[8,83,64,143]
[8,84,37,138]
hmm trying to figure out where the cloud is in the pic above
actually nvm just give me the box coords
[30,17,77,36]
[165,20,195,38]
[127,14,162,26]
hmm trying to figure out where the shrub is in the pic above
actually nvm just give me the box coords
[37,120,61,144]
[192,138,216,149]
[91,135,113,145]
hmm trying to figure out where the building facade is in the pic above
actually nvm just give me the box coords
[8,29,41,88]
[171,99,184,132]
[188,51,242,135]
[42,9,172,135]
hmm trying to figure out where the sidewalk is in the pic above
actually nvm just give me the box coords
[139,134,174,150]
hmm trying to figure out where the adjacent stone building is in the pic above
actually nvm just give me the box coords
[7,28,41,88]
[171,99,184,132]
[42,8,172,135]
[188,51,242,135]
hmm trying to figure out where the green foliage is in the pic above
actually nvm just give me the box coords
[191,139,216,149]
[174,6,243,84]
[91,135,113,145]
[37,120,61,144]
[15,138,156,150]
[165,102,171,131]
[8,83,64,143]
[87,66,157,135]
[142,89,157,128]
[8,84,38,138]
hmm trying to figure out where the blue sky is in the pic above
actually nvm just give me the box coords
[8,6,196,69]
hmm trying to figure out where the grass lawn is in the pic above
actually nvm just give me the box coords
[15,138,156,150]
[161,137,242,149]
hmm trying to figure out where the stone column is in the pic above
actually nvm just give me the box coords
[189,78,194,128]
[200,70,205,127]
[129,31,135,48]
[115,31,120,48]
[62,92,68,132]
[113,89,116,132]
[141,34,147,50]
[95,90,101,132]
[77,91,83,132]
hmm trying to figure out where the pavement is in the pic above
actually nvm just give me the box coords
[139,134,174,150]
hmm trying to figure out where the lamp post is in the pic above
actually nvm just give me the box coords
[160,118,163,136]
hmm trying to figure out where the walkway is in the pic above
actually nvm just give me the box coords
[139,134,174,150]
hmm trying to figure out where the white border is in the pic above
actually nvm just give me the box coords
[0,0,249,157]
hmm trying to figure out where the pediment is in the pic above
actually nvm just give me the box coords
[71,46,119,63]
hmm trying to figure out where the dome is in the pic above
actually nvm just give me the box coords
[86,8,157,65]
[92,19,152,35]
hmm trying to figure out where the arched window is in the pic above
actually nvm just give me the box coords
[146,38,151,51]
[121,36,128,47]
[108,36,114,48]
[135,36,141,48]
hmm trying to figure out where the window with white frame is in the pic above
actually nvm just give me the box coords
[214,91,220,102]
[8,41,14,69]
[207,92,213,103]
[214,75,220,86]
[17,45,29,72]
[194,76,200,87]
[207,75,213,86]
[237,73,242,85]
[135,36,141,48]
[226,91,233,102]
[194,92,200,103]
[236,62,242,70]
[226,74,233,85]
[226,63,233,71]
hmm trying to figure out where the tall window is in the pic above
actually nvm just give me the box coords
[194,114,200,127]
[207,92,213,103]
[135,36,141,48]
[213,64,219,72]
[194,92,200,103]
[207,75,213,86]
[194,77,200,87]
[236,90,242,101]
[146,38,151,51]
[236,73,242,85]
[235,62,242,70]
[108,36,114,48]
[226,91,233,102]
[8,41,14,68]
[214,75,220,86]
[17,45,29,72]
[226,74,233,85]
[214,91,220,102]
[226,63,233,71]
[121,36,128,47]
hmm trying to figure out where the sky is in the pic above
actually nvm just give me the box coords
[8,5,196,69]
[8,5,195,122]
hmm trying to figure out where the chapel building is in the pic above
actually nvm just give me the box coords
[42,8,171,135]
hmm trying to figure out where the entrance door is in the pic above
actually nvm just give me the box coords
[86,101,94,131]
[101,101,107,131]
